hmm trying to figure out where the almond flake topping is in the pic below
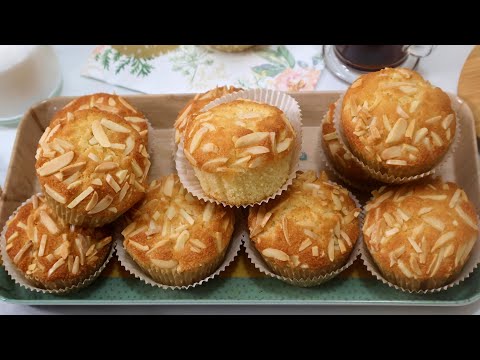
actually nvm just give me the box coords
[44,185,66,204]
[92,120,111,147]
[262,248,289,261]
[67,187,94,209]
[37,151,74,176]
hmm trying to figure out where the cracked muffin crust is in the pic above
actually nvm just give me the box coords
[341,68,456,177]
[363,179,478,290]
[248,171,360,278]
[35,108,150,227]
[3,194,112,290]
[122,174,235,286]
[183,99,296,205]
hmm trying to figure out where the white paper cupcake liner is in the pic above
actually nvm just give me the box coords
[332,92,461,184]
[175,88,303,208]
[318,108,380,192]
[244,178,364,287]
[115,210,244,290]
[359,191,480,294]
[0,193,115,294]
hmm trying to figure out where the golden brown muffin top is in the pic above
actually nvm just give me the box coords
[183,99,296,173]
[174,86,241,144]
[341,68,456,173]
[364,179,478,282]
[35,109,149,217]
[4,194,112,286]
[248,171,360,271]
[53,93,149,142]
[122,174,235,273]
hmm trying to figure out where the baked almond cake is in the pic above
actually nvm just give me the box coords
[53,93,149,142]
[248,171,360,280]
[35,108,150,227]
[341,68,456,177]
[122,174,235,286]
[183,99,296,205]
[363,179,479,290]
[174,86,241,144]
[2,194,112,290]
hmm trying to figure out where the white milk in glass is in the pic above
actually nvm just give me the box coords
[0,45,61,121]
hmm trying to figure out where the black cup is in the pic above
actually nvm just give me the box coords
[334,45,409,72]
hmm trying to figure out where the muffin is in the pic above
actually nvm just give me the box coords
[2,194,112,290]
[53,93,149,142]
[174,86,242,145]
[210,45,255,52]
[121,174,235,286]
[363,179,478,290]
[341,68,456,178]
[248,171,361,281]
[322,102,380,188]
[182,99,296,205]
[35,108,150,227]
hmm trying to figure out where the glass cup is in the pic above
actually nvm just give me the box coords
[0,45,62,125]
[333,45,435,72]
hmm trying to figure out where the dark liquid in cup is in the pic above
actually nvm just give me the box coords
[334,45,408,72]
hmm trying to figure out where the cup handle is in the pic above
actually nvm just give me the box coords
[403,45,437,58]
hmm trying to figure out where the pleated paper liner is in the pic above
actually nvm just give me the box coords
[115,211,244,290]
[0,193,115,294]
[318,105,381,192]
[359,190,480,294]
[244,177,364,287]
[175,88,303,208]
[332,92,461,184]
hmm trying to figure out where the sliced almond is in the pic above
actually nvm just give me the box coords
[397,105,409,118]
[418,195,447,201]
[88,153,99,162]
[44,185,66,204]
[60,162,87,176]
[151,259,178,269]
[67,187,94,209]
[85,191,99,212]
[92,120,111,147]
[430,131,443,147]
[413,128,428,144]
[189,126,209,153]
[118,182,130,202]
[431,231,456,252]
[235,132,269,148]
[124,116,147,124]
[201,143,218,153]
[91,178,102,186]
[442,114,454,129]
[299,239,312,252]
[276,138,292,153]
[48,258,65,278]
[262,248,289,261]
[131,159,143,178]
[40,211,59,234]
[423,216,445,231]
[94,162,119,173]
[405,119,415,138]
[202,157,229,171]
[163,174,175,197]
[13,241,32,263]
[382,115,392,131]
[37,151,74,176]
[124,136,135,156]
[240,146,270,156]
[87,195,114,215]
[180,209,195,225]
[455,205,478,230]
[449,189,462,208]
[385,118,408,144]
[386,159,407,166]
[381,145,402,160]
[184,149,197,167]
[116,169,129,183]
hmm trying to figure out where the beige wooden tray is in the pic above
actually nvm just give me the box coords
[1,92,479,305]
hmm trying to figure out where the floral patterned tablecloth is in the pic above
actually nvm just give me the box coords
[82,45,325,93]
